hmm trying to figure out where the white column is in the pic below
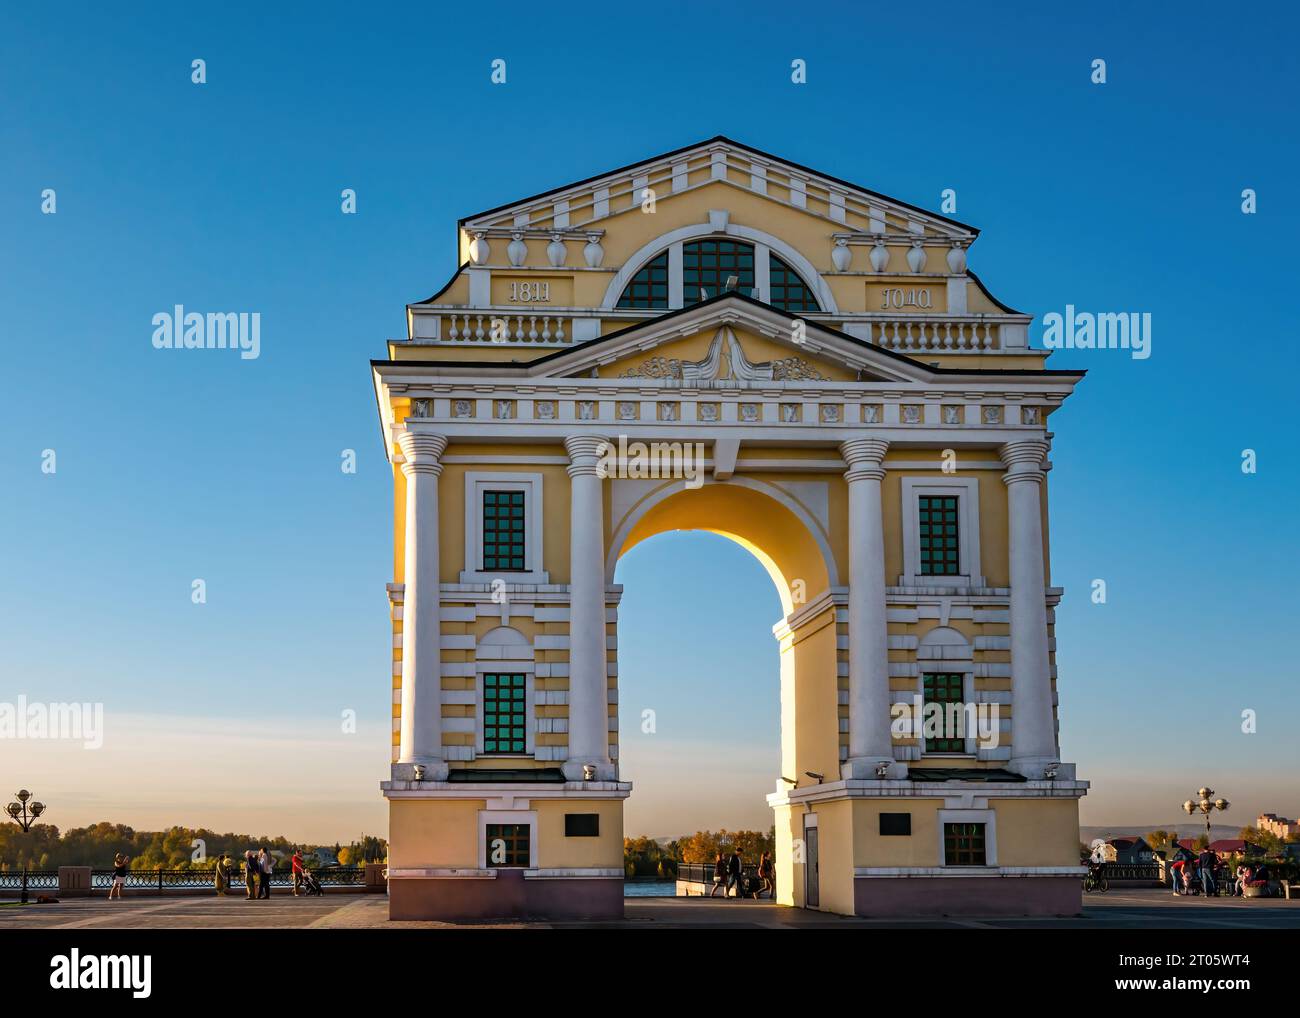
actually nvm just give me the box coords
[840,439,902,779]
[563,435,613,780]
[1002,439,1057,776]
[396,431,448,780]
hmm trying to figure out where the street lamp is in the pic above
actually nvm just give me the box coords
[1182,786,1229,847]
[5,790,47,905]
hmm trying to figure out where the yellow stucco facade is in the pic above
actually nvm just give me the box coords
[373,137,1087,920]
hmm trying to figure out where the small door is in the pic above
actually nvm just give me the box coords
[804,821,820,909]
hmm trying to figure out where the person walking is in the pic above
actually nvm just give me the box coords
[291,849,305,896]
[709,852,727,898]
[213,854,231,896]
[108,853,129,900]
[757,851,775,899]
[243,851,257,900]
[726,847,743,898]
[258,848,273,899]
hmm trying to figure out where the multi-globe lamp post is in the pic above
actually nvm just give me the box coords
[1182,787,1229,845]
[5,790,46,905]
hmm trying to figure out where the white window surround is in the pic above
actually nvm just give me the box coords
[900,476,983,588]
[600,222,838,313]
[916,626,976,759]
[478,809,538,869]
[916,669,977,758]
[462,471,549,583]
[937,808,997,868]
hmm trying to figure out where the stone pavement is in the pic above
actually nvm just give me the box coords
[2,887,1297,930]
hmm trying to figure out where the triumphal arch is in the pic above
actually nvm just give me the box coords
[372,137,1087,919]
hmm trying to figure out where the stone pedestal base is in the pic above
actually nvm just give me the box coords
[389,870,624,921]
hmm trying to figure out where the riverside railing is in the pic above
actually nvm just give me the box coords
[0,866,376,896]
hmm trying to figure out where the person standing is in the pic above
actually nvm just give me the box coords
[243,851,257,900]
[1199,848,1216,896]
[709,852,727,898]
[108,853,129,900]
[757,852,775,899]
[1169,857,1185,896]
[258,848,273,898]
[213,854,230,896]
[291,849,305,896]
[726,847,743,898]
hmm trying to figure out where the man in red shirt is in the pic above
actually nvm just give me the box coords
[1170,857,1186,896]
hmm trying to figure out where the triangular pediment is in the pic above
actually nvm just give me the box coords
[459,136,977,245]
[525,295,935,384]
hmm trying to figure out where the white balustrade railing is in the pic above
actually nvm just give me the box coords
[415,312,577,345]
[868,318,1000,352]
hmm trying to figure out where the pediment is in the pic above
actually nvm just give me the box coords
[527,295,932,384]
[459,137,977,245]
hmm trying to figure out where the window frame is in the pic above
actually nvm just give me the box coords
[479,810,538,869]
[937,809,996,868]
[475,657,536,758]
[612,237,825,313]
[921,671,968,754]
[461,471,548,583]
[900,477,983,587]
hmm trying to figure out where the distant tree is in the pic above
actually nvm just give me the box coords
[1240,826,1284,856]
[1146,830,1175,855]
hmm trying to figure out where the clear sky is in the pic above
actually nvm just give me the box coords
[1,1,1296,845]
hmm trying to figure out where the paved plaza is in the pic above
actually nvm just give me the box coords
[2,888,1298,930]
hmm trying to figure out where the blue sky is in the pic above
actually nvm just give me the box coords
[1,1,1296,842]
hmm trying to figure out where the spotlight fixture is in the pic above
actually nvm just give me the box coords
[804,771,824,784]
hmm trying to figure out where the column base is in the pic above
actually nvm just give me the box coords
[391,760,449,782]
[561,759,616,781]
[841,758,908,780]
[1006,758,1073,781]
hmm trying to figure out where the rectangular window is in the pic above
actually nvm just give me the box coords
[879,813,912,836]
[482,490,526,571]
[943,822,987,866]
[564,813,600,837]
[483,672,527,754]
[917,495,960,576]
[485,823,530,867]
[923,672,966,753]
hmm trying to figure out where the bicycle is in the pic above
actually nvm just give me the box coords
[1083,865,1109,893]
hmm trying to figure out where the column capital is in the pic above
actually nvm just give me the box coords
[398,432,448,477]
[565,434,611,478]
[1001,439,1047,485]
[840,438,889,482]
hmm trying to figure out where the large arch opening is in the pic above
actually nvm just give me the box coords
[608,480,841,903]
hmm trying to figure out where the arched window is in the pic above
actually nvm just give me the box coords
[768,253,822,312]
[614,239,824,312]
[616,251,669,308]
[683,239,755,303]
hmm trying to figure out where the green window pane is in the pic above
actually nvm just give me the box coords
[482,491,527,572]
[917,496,960,576]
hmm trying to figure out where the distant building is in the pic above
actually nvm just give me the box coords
[1257,813,1298,839]
[1104,837,1154,865]
[1208,839,1257,860]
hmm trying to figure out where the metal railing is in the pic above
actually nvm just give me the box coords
[87,866,371,891]
[0,870,58,891]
